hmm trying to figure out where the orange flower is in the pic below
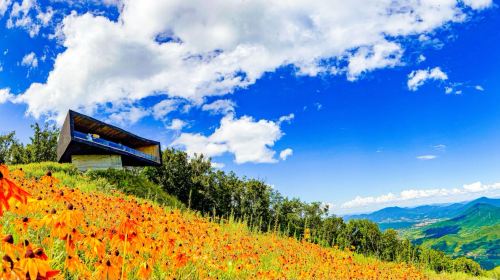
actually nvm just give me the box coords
[137,259,153,279]
[2,234,19,257]
[174,252,188,268]
[0,165,30,216]
[17,249,59,280]
[65,254,86,274]
[1,255,23,279]
[95,259,121,280]
[40,171,60,187]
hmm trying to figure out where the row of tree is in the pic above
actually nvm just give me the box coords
[0,127,483,276]
[0,124,59,164]
[144,148,483,276]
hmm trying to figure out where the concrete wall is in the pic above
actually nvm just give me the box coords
[71,154,123,172]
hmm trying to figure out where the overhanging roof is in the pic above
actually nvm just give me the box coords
[71,111,158,148]
[57,110,162,166]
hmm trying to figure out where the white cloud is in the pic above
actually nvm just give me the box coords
[445,86,453,94]
[152,99,180,120]
[21,51,38,68]
[463,0,493,10]
[417,54,426,63]
[36,6,53,25]
[278,113,294,125]
[347,41,403,80]
[202,99,235,115]
[433,144,447,152]
[0,0,11,17]
[167,118,187,131]
[407,67,448,91]
[0,88,14,104]
[211,162,225,169]
[173,113,285,164]
[14,0,492,124]
[279,148,293,161]
[417,154,437,160]
[108,106,150,125]
[475,85,484,91]
[341,181,500,209]
[6,0,46,37]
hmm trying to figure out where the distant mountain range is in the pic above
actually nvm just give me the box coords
[344,197,500,231]
[344,197,500,270]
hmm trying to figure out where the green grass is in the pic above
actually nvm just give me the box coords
[11,162,184,209]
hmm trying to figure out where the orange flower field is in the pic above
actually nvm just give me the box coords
[0,164,426,279]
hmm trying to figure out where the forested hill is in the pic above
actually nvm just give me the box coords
[406,202,500,270]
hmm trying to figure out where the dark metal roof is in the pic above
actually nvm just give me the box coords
[57,110,162,166]
[70,110,158,148]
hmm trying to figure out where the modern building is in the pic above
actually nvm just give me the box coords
[57,110,162,171]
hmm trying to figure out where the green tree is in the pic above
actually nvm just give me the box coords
[25,123,60,163]
[0,132,17,163]
[0,131,28,164]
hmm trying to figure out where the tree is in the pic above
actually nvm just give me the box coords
[380,229,400,261]
[0,132,28,164]
[0,132,17,163]
[144,147,484,276]
[25,123,59,163]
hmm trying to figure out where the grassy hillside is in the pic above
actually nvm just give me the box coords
[0,162,430,279]
[405,203,500,270]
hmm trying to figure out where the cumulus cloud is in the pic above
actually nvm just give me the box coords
[108,106,149,125]
[279,148,293,161]
[167,119,187,131]
[463,0,493,10]
[342,181,500,209]
[347,41,403,80]
[173,113,286,164]
[0,88,14,104]
[13,0,492,124]
[407,67,448,91]
[202,99,235,115]
[21,51,38,68]
[475,85,484,91]
[417,155,437,160]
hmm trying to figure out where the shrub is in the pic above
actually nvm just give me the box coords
[86,168,185,209]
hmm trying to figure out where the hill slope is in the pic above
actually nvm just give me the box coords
[406,203,500,270]
[0,163,426,280]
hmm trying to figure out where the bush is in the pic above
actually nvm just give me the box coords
[13,162,79,178]
[86,168,185,209]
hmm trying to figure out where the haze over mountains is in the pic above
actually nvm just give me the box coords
[344,197,500,269]
[344,197,500,231]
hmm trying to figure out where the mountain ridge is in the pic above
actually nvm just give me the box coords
[343,197,500,231]
[407,201,500,269]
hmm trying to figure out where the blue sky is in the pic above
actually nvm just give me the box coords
[1,0,500,214]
